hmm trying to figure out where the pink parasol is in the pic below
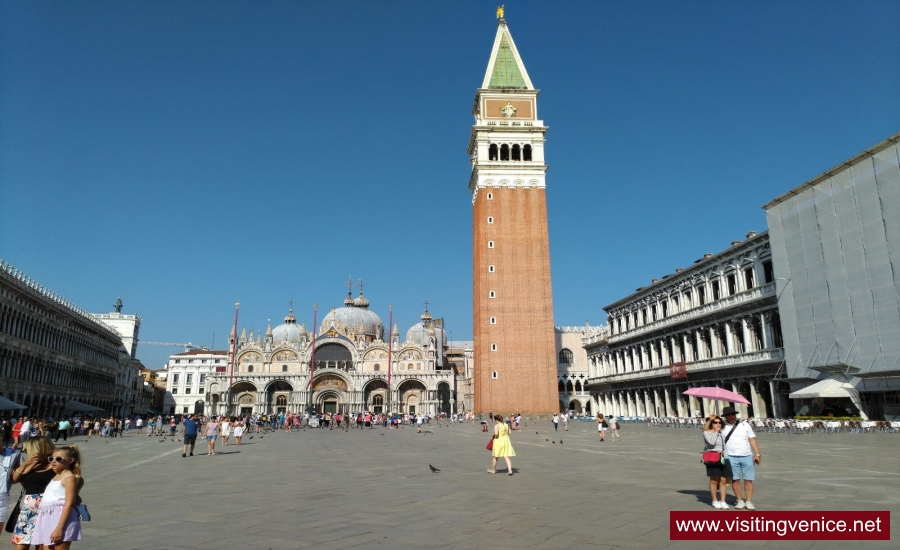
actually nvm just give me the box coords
[683,386,750,405]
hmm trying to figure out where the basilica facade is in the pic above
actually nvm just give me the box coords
[198,288,463,417]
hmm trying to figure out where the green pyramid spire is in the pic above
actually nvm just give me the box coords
[488,34,528,89]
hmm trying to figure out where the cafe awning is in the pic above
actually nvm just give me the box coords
[64,400,104,412]
[789,379,856,399]
[0,396,26,410]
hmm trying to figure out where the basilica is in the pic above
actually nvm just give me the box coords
[198,286,464,417]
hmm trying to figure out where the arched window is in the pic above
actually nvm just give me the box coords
[282,365,288,372]
[523,144,532,161]
[512,144,521,161]
[489,144,498,161]
[566,381,574,392]
[374,364,381,371]
[500,144,510,161]
[248,365,254,373]
[558,349,574,364]
[558,380,565,391]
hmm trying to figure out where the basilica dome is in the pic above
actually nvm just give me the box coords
[272,310,304,343]
[320,291,384,340]
[406,308,447,348]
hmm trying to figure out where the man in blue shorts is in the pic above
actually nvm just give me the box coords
[721,406,761,510]
[181,414,200,457]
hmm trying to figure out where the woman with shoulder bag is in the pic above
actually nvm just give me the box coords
[487,415,515,476]
[702,416,729,509]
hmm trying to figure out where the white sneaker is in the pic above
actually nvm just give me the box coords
[719,501,729,509]
[734,500,746,509]
[745,501,756,510]
[712,501,722,509]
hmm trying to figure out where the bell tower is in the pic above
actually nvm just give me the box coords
[470,10,557,415]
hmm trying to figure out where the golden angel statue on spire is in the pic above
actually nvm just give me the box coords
[496,5,504,20]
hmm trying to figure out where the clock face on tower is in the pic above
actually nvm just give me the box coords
[501,102,517,118]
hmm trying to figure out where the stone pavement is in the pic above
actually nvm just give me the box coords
[51,419,898,549]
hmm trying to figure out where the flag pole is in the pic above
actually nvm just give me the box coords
[228,302,240,413]
[308,304,317,414]
[387,305,393,414]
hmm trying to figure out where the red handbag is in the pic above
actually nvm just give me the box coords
[702,450,722,465]
[486,437,494,451]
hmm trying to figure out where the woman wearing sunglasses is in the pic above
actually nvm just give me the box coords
[8,436,55,549]
[30,445,82,549]
[702,416,729,509]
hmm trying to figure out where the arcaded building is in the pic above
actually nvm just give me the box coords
[585,233,788,419]
[471,13,558,414]
[0,260,137,417]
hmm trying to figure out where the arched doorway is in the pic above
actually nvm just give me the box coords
[398,380,426,415]
[569,399,582,415]
[267,380,294,415]
[312,374,348,414]
[317,391,341,414]
[437,382,451,415]
[194,400,205,415]
[364,380,388,414]
[231,382,258,416]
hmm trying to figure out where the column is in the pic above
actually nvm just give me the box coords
[749,379,767,419]
[664,387,674,417]
[741,317,753,352]
[724,322,734,356]
[677,388,687,417]
[768,378,781,419]
[653,388,662,417]
[761,313,772,349]
[730,381,748,417]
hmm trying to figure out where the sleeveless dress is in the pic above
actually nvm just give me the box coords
[492,423,516,458]
[9,467,56,545]
[29,478,82,545]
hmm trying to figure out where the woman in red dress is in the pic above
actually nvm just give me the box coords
[11,418,24,450]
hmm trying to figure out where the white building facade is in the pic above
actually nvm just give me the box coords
[162,349,228,415]
[557,325,607,414]
[585,232,788,419]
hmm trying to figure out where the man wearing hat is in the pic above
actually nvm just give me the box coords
[721,406,761,510]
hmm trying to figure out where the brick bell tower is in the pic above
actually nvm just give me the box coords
[470,9,557,415]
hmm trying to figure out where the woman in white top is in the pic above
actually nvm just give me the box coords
[220,417,232,446]
[232,419,245,445]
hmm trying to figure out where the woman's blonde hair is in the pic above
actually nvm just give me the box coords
[54,445,82,479]
[23,436,54,463]
[703,415,722,431]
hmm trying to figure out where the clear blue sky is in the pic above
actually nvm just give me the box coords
[2,1,898,371]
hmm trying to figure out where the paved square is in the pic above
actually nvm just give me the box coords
[55,419,898,549]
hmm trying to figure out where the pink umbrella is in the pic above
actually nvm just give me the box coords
[683,387,750,405]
